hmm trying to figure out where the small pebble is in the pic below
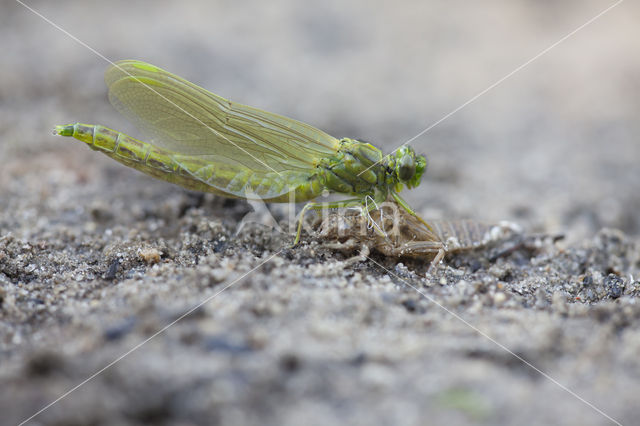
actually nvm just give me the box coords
[138,247,162,265]
[493,292,507,306]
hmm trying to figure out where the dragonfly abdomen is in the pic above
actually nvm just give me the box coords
[55,123,170,167]
[54,124,240,196]
[54,123,327,201]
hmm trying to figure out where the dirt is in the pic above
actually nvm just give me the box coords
[1,1,639,425]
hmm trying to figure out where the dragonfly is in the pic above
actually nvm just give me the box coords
[54,60,430,244]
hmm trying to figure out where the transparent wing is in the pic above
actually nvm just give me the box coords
[105,60,340,183]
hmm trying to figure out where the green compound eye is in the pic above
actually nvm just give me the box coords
[398,155,416,181]
[404,152,426,189]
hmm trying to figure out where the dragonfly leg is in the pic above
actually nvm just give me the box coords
[391,192,436,234]
[293,198,364,246]
[427,247,446,273]
[361,194,389,238]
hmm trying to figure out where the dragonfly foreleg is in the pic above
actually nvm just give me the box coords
[362,195,388,238]
[391,191,435,233]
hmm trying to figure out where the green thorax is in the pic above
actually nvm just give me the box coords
[318,138,427,197]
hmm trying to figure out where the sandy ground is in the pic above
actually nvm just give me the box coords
[1,1,639,425]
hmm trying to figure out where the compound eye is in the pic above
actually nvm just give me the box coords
[398,157,416,181]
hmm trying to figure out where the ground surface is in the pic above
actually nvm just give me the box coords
[1,1,639,425]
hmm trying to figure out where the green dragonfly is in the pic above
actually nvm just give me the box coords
[54,60,430,244]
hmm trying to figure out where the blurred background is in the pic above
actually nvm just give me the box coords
[2,0,638,241]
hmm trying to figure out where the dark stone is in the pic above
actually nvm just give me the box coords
[104,259,119,281]
[604,274,624,299]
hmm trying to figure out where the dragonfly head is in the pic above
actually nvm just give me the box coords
[391,146,426,191]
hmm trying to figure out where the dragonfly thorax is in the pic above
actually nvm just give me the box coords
[318,139,426,198]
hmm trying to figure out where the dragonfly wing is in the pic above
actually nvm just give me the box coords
[105,60,340,186]
[171,152,315,200]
